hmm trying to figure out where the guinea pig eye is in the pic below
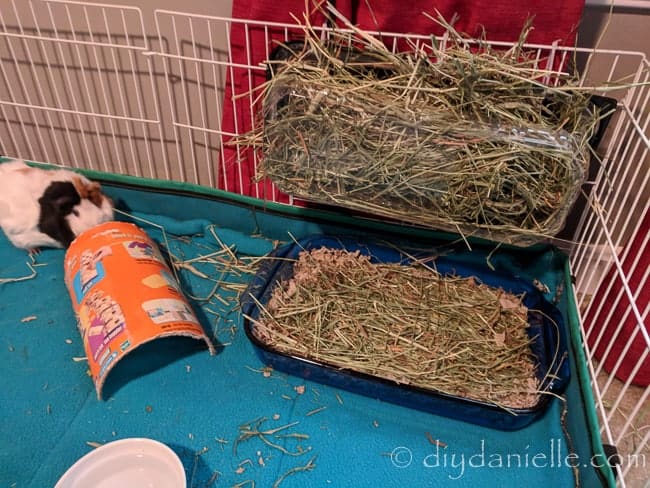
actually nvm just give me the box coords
[72,209,80,217]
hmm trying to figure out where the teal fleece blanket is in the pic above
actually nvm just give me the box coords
[0,176,612,488]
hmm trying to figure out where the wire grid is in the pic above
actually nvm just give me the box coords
[0,1,648,485]
[569,52,649,484]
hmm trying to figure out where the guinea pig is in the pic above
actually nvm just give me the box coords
[0,159,114,250]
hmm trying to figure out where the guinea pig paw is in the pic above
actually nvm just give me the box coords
[28,247,41,262]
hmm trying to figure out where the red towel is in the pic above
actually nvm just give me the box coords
[232,0,584,44]
[585,210,649,387]
[222,0,586,198]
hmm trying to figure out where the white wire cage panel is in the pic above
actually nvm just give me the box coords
[0,0,166,178]
[570,52,650,486]
[0,1,648,485]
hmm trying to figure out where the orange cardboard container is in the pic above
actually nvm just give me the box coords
[64,221,214,398]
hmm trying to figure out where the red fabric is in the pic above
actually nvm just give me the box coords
[585,210,649,387]
[222,0,586,199]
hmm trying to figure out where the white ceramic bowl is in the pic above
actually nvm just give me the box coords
[55,438,186,488]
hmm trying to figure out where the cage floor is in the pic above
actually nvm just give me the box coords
[0,175,612,488]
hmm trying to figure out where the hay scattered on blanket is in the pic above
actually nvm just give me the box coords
[249,248,542,410]
[240,11,608,245]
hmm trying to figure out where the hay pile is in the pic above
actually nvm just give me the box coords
[250,248,542,410]
[250,14,604,245]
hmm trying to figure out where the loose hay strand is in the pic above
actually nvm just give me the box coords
[252,248,547,410]
[0,261,38,285]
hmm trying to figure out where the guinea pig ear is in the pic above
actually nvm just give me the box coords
[86,183,105,208]
[72,176,104,207]
[71,176,89,199]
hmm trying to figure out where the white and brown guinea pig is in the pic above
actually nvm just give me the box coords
[0,159,114,250]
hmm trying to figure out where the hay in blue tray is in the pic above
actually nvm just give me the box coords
[241,235,570,431]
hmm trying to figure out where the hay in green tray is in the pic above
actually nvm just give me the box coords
[251,15,605,245]
[250,248,543,410]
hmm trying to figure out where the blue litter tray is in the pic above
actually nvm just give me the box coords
[241,235,571,431]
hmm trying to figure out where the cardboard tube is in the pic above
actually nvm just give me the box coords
[64,221,214,399]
